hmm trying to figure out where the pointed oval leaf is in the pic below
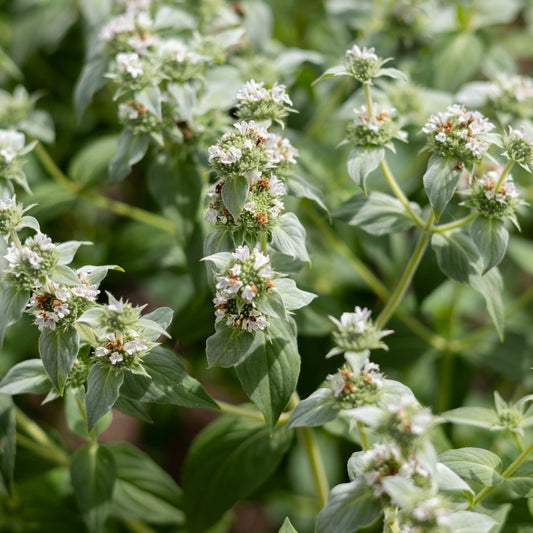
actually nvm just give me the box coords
[423,153,462,218]
[470,216,509,273]
[85,365,124,431]
[439,447,503,487]
[236,318,300,428]
[0,286,30,346]
[71,443,117,533]
[447,510,497,533]
[441,406,498,429]
[0,395,15,495]
[289,387,340,428]
[0,359,52,395]
[279,517,299,533]
[182,415,293,533]
[221,174,249,220]
[205,323,256,368]
[346,146,384,192]
[271,213,310,262]
[316,479,381,533]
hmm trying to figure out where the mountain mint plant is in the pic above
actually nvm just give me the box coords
[1,2,533,533]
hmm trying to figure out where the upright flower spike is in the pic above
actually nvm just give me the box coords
[344,45,381,83]
[346,104,406,147]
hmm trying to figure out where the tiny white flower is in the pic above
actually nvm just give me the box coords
[241,284,256,301]
[232,245,250,262]
[116,52,144,78]
[109,351,124,365]
[95,346,109,357]
[253,251,270,271]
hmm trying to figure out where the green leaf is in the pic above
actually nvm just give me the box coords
[254,289,287,320]
[142,307,174,331]
[470,216,509,273]
[468,268,505,340]
[439,448,503,487]
[108,130,150,182]
[275,278,316,311]
[236,318,300,428]
[314,65,350,84]
[0,286,30,346]
[436,463,474,495]
[431,229,482,283]
[442,406,498,429]
[68,135,118,186]
[335,191,421,235]
[107,442,184,525]
[74,55,109,116]
[49,265,83,285]
[182,415,292,533]
[205,323,256,368]
[506,460,533,497]
[85,365,124,431]
[135,347,218,409]
[71,443,117,533]
[423,154,462,218]
[0,359,52,395]
[221,174,248,220]
[65,387,112,440]
[279,517,299,533]
[0,395,15,495]
[56,240,90,265]
[286,173,328,214]
[289,387,340,428]
[271,213,310,262]
[346,146,384,192]
[316,479,382,533]
[112,395,152,423]
[447,510,497,533]
[39,327,80,395]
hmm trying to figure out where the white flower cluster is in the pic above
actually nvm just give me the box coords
[236,80,293,106]
[0,195,16,211]
[27,275,100,331]
[94,330,148,366]
[0,129,25,166]
[5,233,56,278]
[346,45,379,62]
[214,245,275,332]
[339,306,372,334]
[116,52,144,78]
[488,74,533,104]
[348,105,406,146]
[388,396,434,437]
[99,9,154,50]
[477,171,518,203]
[422,104,495,160]
[401,497,452,531]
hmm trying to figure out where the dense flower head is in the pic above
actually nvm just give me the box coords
[157,39,208,82]
[103,294,145,331]
[503,126,533,168]
[384,396,434,449]
[327,360,384,409]
[213,245,276,332]
[99,10,156,54]
[329,306,393,355]
[488,74,533,118]
[422,104,495,162]
[346,105,406,147]
[118,100,159,134]
[356,443,431,498]
[4,232,58,289]
[94,329,150,368]
[398,497,452,532]
[0,195,24,234]
[468,170,522,219]
[0,86,34,129]
[236,79,293,123]
[27,278,99,332]
[344,45,381,83]
[206,172,285,234]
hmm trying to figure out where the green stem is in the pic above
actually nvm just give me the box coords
[495,159,514,192]
[380,159,425,229]
[470,442,533,508]
[305,205,447,351]
[15,407,70,466]
[217,400,290,425]
[513,432,525,453]
[289,393,329,507]
[375,211,435,329]
[9,229,22,249]
[363,83,374,116]
[357,421,370,451]
[33,142,176,235]
[433,213,477,233]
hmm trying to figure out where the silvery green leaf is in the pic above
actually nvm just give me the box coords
[289,387,340,428]
[423,153,462,219]
[0,359,52,395]
[278,517,299,533]
[447,511,497,533]
[344,351,370,372]
[0,394,15,496]
[431,229,483,283]
[109,130,150,182]
[380,476,422,507]
[85,365,124,430]
[255,290,287,319]
[378,379,416,407]
[221,174,248,220]
[275,277,316,311]
[16,215,40,233]
[49,265,83,286]
[205,323,256,368]
[441,406,498,429]
[285,173,328,214]
[201,251,232,270]
[439,448,503,487]
[470,216,509,273]
[136,86,162,120]
[143,307,173,331]
[335,191,421,235]
[436,462,474,495]
[342,405,384,426]
[271,213,310,262]
[316,479,381,533]
[314,65,351,84]
[74,54,109,116]
[203,230,235,256]
[56,240,91,265]
[39,326,80,395]
[77,264,123,285]
[376,67,408,81]
[153,6,196,31]
[0,286,30,346]
[506,460,533,497]
[346,146,384,193]
[468,268,504,341]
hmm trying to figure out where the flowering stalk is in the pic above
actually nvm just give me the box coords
[494,158,515,192]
